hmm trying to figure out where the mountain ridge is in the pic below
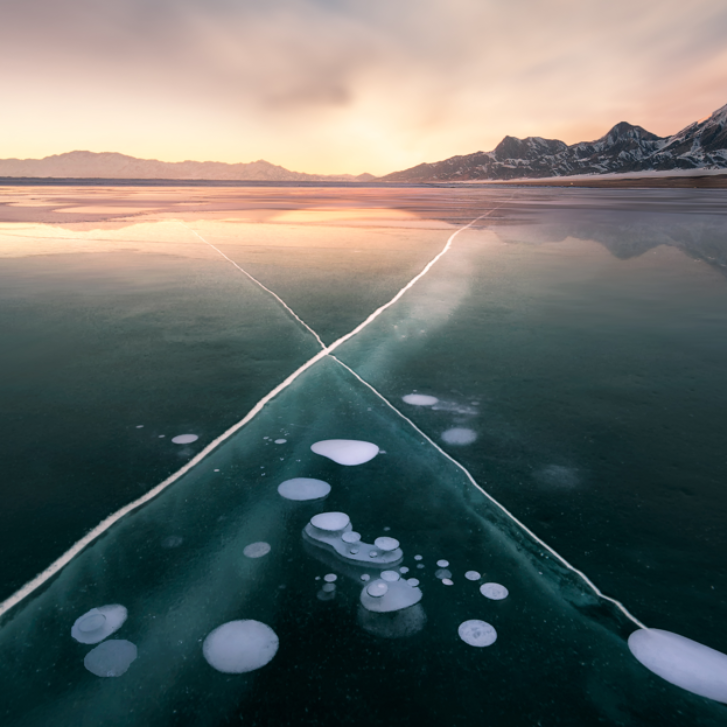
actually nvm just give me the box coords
[0,151,374,183]
[379,103,727,182]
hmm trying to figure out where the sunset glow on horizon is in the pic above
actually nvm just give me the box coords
[2,0,727,176]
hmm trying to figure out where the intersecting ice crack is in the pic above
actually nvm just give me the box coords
[0,206,645,631]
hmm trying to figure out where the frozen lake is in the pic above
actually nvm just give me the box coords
[1,185,726,725]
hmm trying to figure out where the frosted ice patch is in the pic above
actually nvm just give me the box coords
[465,571,481,581]
[310,512,350,533]
[203,620,279,674]
[480,583,508,600]
[72,605,128,644]
[437,560,449,568]
[310,439,379,466]
[84,639,137,677]
[342,531,361,544]
[441,428,477,445]
[171,434,198,445]
[274,439,287,444]
[381,570,400,582]
[277,477,331,502]
[628,629,727,703]
[374,537,400,552]
[243,542,271,559]
[458,620,497,647]
[402,394,439,406]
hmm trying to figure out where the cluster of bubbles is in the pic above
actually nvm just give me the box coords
[71,605,136,677]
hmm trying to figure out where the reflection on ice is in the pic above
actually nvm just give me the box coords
[628,629,727,703]
[71,605,128,644]
[203,620,279,674]
[84,639,138,677]
[310,439,379,466]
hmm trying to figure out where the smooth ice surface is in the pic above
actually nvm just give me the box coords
[171,434,198,445]
[84,639,138,677]
[310,512,350,532]
[374,537,400,552]
[310,439,379,466]
[402,394,439,406]
[277,477,331,501]
[441,428,477,445]
[465,571,481,581]
[480,583,509,600]
[458,620,497,647]
[161,535,184,549]
[628,629,727,703]
[243,541,271,559]
[71,604,128,644]
[203,620,279,674]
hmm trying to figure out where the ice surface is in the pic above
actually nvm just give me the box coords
[84,639,138,677]
[361,578,423,613]
[243,541,271,559]
[161,535,184,548]
[171,434,198,445]
[480,583,509,600]
[628,629,727,703]
[458,620,497,647]
[402,394,439,406]
[203,620,279,674]
[441,428,477,445]
[310,439,379,465]
[465,571,481,581]
[71,605,128,644]
[277,477,331,501]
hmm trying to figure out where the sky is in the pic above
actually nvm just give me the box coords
[2,0,727,176]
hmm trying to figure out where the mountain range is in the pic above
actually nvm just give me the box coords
[0,151,374,183]
[380,102,727,182]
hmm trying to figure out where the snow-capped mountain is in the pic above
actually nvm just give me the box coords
[0,151,374,182]
[380,103,727,182]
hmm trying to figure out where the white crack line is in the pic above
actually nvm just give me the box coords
[330,355,647,630]
[0,209,491,617]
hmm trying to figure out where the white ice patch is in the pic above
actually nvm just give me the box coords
[402,394,439,406]
[374,537,400,552]
[274,439,287,444]
[458,620,497,647]
[84,639,137,677]
[310,439,379,466]
[171,434,198,445]
[361,579,423,614]
[203,620,279,674]
[442,578,454,586]
[324,574,337,583]
[628,629,727,703]
[437,560,449,568]
[381,571,400,582]
[72,605,128,644]
[441,428,477,446]
[277,477,331,502]
[465,571,481,581]
[243,542,271,559]
[407,578,420,587]
[480,583,508,600]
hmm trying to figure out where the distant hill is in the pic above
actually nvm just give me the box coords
[379,103,727,182]
[0,151,374,183]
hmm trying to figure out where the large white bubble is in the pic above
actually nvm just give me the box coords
[310,439,379,466]
[310,512,350,533]
[402,394,439,406]
[243,542,271,558]
[361,579,423,614]
[203,620,279,674]
[628,629,727,703]
[458,620,497,647]
[84,640,138,677]
[441,428,477,445]
[277,477,331,502]
[480,583,509,600]
[72,605,128,645]
[171,434,198,445]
